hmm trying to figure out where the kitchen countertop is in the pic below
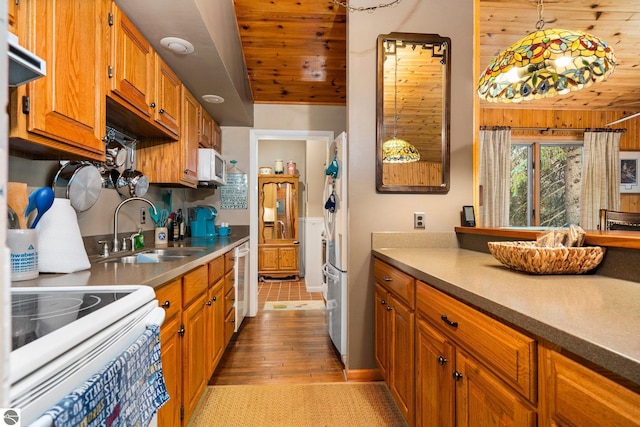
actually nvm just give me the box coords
[372,247,640,386]
[13,232,249,289]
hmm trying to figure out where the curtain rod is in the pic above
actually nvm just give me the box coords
[480,126,626,133]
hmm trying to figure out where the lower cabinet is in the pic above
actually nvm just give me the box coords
[156,251,238,426]
[258,244,299,278]
[374,256,640,427]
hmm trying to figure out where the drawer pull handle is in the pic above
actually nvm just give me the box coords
[382,276,392,282]
[161,300,170,309]
[206,300,212,306]
[453,371,463,381]
[386,305,392,311]
[441,315,458,328]
[437,356,447,365]
[212,296,217,302]
[380,300,387,305]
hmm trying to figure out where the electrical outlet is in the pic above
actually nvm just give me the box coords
[414,212,425,229]
[140,208,146,225]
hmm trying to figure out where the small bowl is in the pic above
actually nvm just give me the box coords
[259,166,273,175]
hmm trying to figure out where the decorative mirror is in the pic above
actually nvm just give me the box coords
[376,33,451,193]
[259,180,298,243]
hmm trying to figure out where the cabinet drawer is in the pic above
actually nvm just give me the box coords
[416,281,536,402]
[156,279,181,321]
[209,256,225,286]
[374,259,415,309]
[225,250,235,273]
[225,307,236,343]
[182,266,208,308]
[224,270,235,296]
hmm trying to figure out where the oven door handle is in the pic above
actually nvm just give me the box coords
[146,306,166,328]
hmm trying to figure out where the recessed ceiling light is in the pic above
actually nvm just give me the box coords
[160,37,195,55]
[202,94,225,104]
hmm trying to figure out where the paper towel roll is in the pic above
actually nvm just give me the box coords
[36,198,91,273]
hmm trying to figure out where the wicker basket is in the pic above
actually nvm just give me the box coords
[487,241,606,275]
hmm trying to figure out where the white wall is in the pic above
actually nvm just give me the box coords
[346,0,475,370]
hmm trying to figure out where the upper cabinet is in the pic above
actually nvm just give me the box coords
[136,86,199,188]
[8,0,108,161]
[200,108,222,152]
[8,0,23,35]
[107,2,180,139]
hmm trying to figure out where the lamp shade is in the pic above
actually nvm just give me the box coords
[477,28,616,103]
[382,138,420,163]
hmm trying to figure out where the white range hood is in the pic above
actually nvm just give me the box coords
[8,32,46,87]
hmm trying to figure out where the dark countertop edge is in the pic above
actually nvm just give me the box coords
[372,249,640,387]
[455,226,640,249]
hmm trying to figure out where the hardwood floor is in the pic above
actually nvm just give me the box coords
[209,279,345,385]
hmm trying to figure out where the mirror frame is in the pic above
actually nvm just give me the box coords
[376,32,451,194]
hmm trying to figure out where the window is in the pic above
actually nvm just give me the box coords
[510,142,582,227]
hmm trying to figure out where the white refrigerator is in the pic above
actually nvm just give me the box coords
[323,132,347,362]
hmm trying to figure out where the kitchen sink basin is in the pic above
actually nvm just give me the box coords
[97,247,207,264]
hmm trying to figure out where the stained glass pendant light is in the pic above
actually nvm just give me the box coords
[477,0,616,103]
[383,40,420,163]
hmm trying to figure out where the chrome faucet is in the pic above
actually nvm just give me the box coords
[113,197,158,252]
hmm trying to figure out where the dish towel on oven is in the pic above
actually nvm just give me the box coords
[44,324,169,427]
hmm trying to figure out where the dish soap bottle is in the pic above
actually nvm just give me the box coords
[134,228,145,249]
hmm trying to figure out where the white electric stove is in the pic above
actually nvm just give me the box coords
[9,285,164,426]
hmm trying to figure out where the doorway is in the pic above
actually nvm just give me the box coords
[248,130,335,317]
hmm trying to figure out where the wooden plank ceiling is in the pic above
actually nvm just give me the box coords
[233,0,640,111]
[233,0,346,105]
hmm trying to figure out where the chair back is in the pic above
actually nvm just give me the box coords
[599,209,640,231]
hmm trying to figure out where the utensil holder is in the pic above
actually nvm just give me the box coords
[155,227,168,246]
[7,229,39,281]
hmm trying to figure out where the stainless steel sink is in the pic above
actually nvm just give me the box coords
[98,247,207,264]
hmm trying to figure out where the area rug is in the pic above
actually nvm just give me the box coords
[188,382,408,427]
[263,300,326,311]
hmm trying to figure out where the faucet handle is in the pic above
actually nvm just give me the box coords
[97,240,110,257]
[121,237,129,251]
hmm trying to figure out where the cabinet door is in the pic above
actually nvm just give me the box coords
[154,54,181,136]
[12,0,106,160]
[180,88,200,187]
[389,294,415,424]
[416,318,454,427]
[8,0,22,35]
[212,120,222,152]
[110,3,153,118]
[259,246,280,272]
[541,347,640,427]
[182,292,208,421]
[155,279,182,427]
[374,284,390,380]
[278,246,298,271]
[211,281,226,368]
[455,350,536,427]
[158,312,182,427]
[200,108,213,148]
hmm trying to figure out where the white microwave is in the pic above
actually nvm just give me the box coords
[198,148,227,186]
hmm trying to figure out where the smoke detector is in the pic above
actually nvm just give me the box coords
[160,37,195,55]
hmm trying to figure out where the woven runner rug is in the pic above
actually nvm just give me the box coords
[188,382,408,427]
[263,300,326,311]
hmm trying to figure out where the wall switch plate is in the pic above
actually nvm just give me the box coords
[414,212,425,229]
[140,208,146,225]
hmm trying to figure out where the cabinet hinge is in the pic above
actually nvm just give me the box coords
[108,12,113,26]
[108,66,113,79]
[22,96,30,114]
[180,406,184,421]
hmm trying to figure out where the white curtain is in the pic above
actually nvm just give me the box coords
[580,130,621,229]
[479,128,511,227]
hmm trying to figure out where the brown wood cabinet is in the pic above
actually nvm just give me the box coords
[374,261,415,424]
[539,347,640,427]
[9,0,107,161]
[107,2,180,139]
[206,257,226,374]
[156,278,182,427]
[224,249,236,345]
[8,0,23,35]
[258,174,300,279]
[136,86,200,188]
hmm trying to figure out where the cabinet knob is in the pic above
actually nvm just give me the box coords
[231,319,235,323]
[159,108,165,114]
[386,305,392,311]
[206,300,212,306]
[178,325,185,336]
[441,315,459,328]
[161,300,170,309]
[380,300,387,305]
[212,296,217,302]
[437,356,447,365]
[382,276,392,282]
[453,371,463,381]
[150,102,156,108]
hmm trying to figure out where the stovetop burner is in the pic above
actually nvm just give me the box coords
[12,290,130,351]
